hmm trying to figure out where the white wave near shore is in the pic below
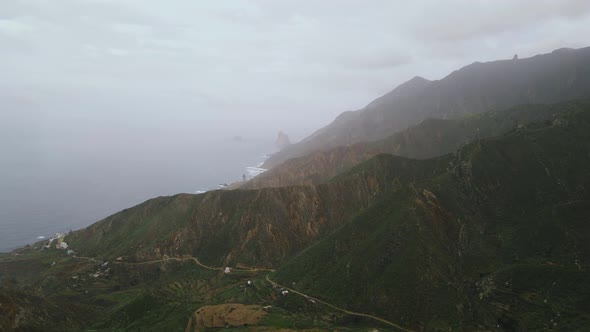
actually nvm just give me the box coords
[246,166,267,178]
[194,153,270,193]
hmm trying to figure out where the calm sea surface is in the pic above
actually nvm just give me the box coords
[0,137,273,252]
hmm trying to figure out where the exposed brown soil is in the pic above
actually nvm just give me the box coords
[186,303,267,331]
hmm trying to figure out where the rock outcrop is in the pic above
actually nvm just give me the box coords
[275,131,290,150]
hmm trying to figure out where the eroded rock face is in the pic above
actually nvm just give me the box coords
[186,303,266,332]
[66,157,391,267]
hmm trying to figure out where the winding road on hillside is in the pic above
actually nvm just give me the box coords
[116,255,275,272]
[263,274,415,332]
[101,255,415,332]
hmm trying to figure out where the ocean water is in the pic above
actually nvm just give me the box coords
[0,137,273,252]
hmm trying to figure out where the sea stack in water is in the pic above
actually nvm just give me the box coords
[275,131,291,150]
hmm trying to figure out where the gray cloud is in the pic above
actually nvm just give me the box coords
[1,0,590,139]
[409,0,590,42]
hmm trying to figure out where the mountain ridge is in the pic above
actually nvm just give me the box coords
[244,101,587,189]
[264,46,590,169]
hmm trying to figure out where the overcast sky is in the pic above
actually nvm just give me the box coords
[2,0,590,140]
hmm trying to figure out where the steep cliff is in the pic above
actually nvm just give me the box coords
[65,153,440,267]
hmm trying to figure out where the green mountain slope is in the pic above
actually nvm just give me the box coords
[272,105,590,330]
[245,101,585,189]
[265,47,590,168]
[2,101,590,331]
[65,155,435,267]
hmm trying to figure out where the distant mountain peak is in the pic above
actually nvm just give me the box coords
[367,75,432,109]
[395,75,431,91]
[263,46,590,169]
[409,75,429,82]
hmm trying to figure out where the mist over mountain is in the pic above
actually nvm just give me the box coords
[3,1,590,331]
[265,47,590,168]
[3,99,590,331]
[3,45,590,330]
[244,101,583,189]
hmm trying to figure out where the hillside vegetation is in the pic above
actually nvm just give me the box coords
[1,101,588,330]
[65,156,427,267]
[273,104,590,330]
